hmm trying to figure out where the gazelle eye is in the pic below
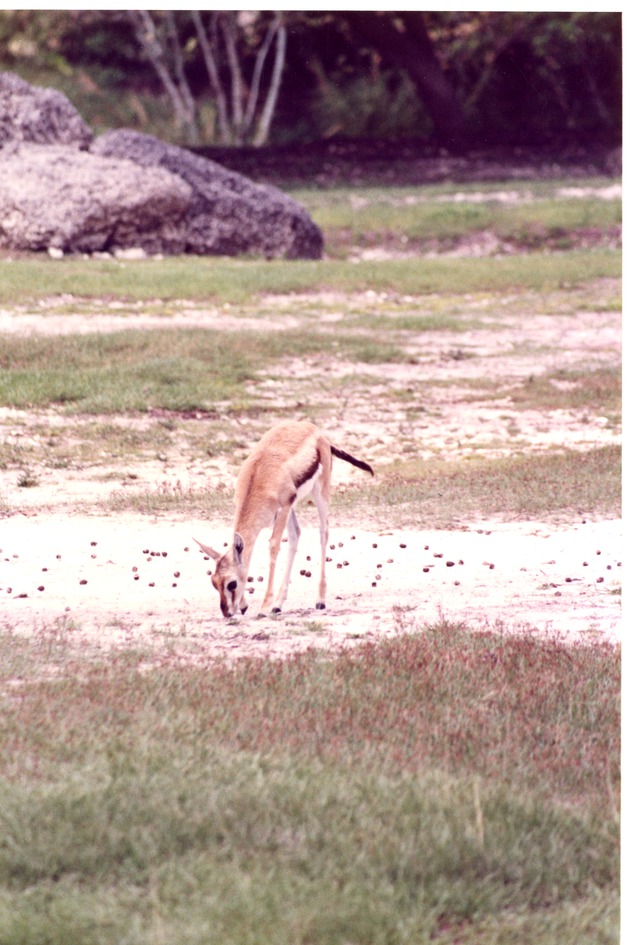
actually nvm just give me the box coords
[227,579,238,593]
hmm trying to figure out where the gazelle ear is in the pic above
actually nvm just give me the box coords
[193,537,221,561]
[233,532,244,564]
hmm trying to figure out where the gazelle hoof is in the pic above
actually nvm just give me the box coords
[315,601,326,610]
[271,606,282,614]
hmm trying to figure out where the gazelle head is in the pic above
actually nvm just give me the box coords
[195,533,248,618]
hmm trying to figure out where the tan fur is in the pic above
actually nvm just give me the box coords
[195,420,373,617]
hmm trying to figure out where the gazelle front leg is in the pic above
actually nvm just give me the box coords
[272,506,301,614]
[260,505,291,615]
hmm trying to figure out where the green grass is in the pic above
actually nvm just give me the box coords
[361,445,622,528]
[0,330,255,412]
[0,249,621,305]
[304,188,620,246]
[509,367,621,417]
[0,324,421,413]
[0,328,392,413]
[0,623,620,944]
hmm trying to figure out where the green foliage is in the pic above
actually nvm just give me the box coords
[311,69,430,140]
[429,11,621,144]
[0,11,621,145]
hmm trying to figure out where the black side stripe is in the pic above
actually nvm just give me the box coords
[293,452,321,490]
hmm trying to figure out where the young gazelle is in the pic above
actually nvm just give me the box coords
[195,420,374,617]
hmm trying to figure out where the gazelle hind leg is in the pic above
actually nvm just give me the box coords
[312,481,329,610]
[272,506,301,613]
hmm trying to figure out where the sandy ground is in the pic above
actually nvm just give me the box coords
[1,508,621,664]
[0,296,622,662]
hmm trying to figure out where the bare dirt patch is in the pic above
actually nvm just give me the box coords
[0,297,621,661]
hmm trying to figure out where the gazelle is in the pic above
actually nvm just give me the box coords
[195,420,374,617]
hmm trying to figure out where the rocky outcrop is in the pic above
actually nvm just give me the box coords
[0,143,191,254]
[0,73,323,259]
[91,129,323,259]
[0,71,92,149]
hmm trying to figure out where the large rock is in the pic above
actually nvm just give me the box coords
[0,71,92,149]
[92,129,323,259]
[0,143,192,253]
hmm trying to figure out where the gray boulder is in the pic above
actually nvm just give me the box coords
[0,71,92,150]
[92,129,323,259]
[0,143,191,253]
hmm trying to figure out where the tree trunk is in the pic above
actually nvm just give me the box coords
[349,11,470,152]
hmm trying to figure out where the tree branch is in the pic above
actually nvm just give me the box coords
[242,14,280,139]
[253,16,287,147]
[129,10,198,144]
[220,12,244,142]
[191,10,231,144]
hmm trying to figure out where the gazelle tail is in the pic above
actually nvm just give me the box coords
[331,445,374,476]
